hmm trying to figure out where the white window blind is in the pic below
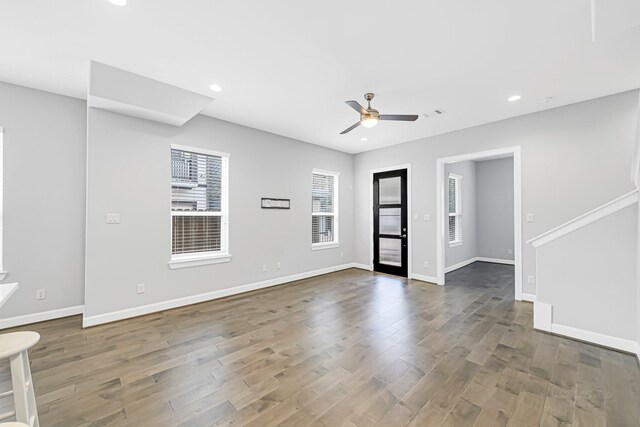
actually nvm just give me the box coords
[448,174,462,244]
[312,170,339,247]
[171,145,229,259]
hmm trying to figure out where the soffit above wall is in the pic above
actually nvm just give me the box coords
[88,61,213,127]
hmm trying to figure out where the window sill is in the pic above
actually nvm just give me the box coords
[449,241,463,247]
[168,253,232,270]
[0,282,18,309]
[311,242,340,251]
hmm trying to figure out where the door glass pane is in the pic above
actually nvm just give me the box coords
[379,177,401,205]
[379,237,401,266]
[379,208,401,235]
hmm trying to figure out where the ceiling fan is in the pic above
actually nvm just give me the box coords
[340,93,419,134]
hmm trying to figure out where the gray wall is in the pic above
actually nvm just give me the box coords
[0,82,86,318]
[444,161,477,268]
[476,158,514,260]
[353,90,638,295]
[84,108,354,319]
[538,204,637,341]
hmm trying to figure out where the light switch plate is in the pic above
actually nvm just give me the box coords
[424,214,431,221]
[526,214,535,223]
[106,213,120,224]
[136,283,145,294]
[36,289,46,300]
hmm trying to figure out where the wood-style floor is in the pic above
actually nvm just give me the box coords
[1,263,639,426]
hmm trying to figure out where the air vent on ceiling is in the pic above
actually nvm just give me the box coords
[423,109,446,118]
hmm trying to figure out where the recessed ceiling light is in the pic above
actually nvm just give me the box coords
[108,0,127,6]
[209,84,223,92]
[360,137,368,142]
[507,94,522,102]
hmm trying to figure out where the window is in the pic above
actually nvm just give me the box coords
[169,145,230,268]
[448,173,462,245]
[312,169,339,249]
[0,127,4,279]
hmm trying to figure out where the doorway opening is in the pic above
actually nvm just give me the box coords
[436,147,523,300]
[369,165,411,277]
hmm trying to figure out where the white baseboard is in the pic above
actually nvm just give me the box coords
[352,263,372,271]
[521,293,537,302]
[533,301,638,355]
[83,263,356,328]
[410,274,439,284]
[550,323,639,354]
[0,305,84,330]
[475,257,515,265]
[444,258,477,273]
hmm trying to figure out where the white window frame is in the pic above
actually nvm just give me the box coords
[311,168,340,250]
[168,144,231,269]
[448,173,463,247]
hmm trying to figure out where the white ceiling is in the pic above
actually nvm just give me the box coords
[1,1,640,154]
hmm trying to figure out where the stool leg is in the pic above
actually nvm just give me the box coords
[10,349,39,427]
[23,349,39,427]
[10,351,29,424]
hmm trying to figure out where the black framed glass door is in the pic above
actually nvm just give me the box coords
[373,169,408,277]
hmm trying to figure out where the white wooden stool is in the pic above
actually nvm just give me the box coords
[0,332,40,427]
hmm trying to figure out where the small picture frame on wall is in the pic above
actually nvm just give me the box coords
[261,198,291,209]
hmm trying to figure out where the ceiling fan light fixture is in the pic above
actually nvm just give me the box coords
[340,93,417,134]
[361,116,379,128]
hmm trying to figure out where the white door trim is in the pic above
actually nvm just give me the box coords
[435,146,523,300]
[369,164,412,278]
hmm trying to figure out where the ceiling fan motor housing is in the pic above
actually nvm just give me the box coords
[362,109,379,120]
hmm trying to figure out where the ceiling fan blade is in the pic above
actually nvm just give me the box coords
[379,114,419,121]
[345,100,368,115]
[340,121,361,134]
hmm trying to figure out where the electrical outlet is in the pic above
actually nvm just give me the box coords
[413,213,419,221]
[507,249,513,255]
[528,275,535,285]
[137,283,145,294]
[276,262,281,270]
[424,214,431,221]
[262,264,268,272]
[526,213,535,223]
[36,289,46,300]
[423,261,429,269]
[106,213,120,224]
